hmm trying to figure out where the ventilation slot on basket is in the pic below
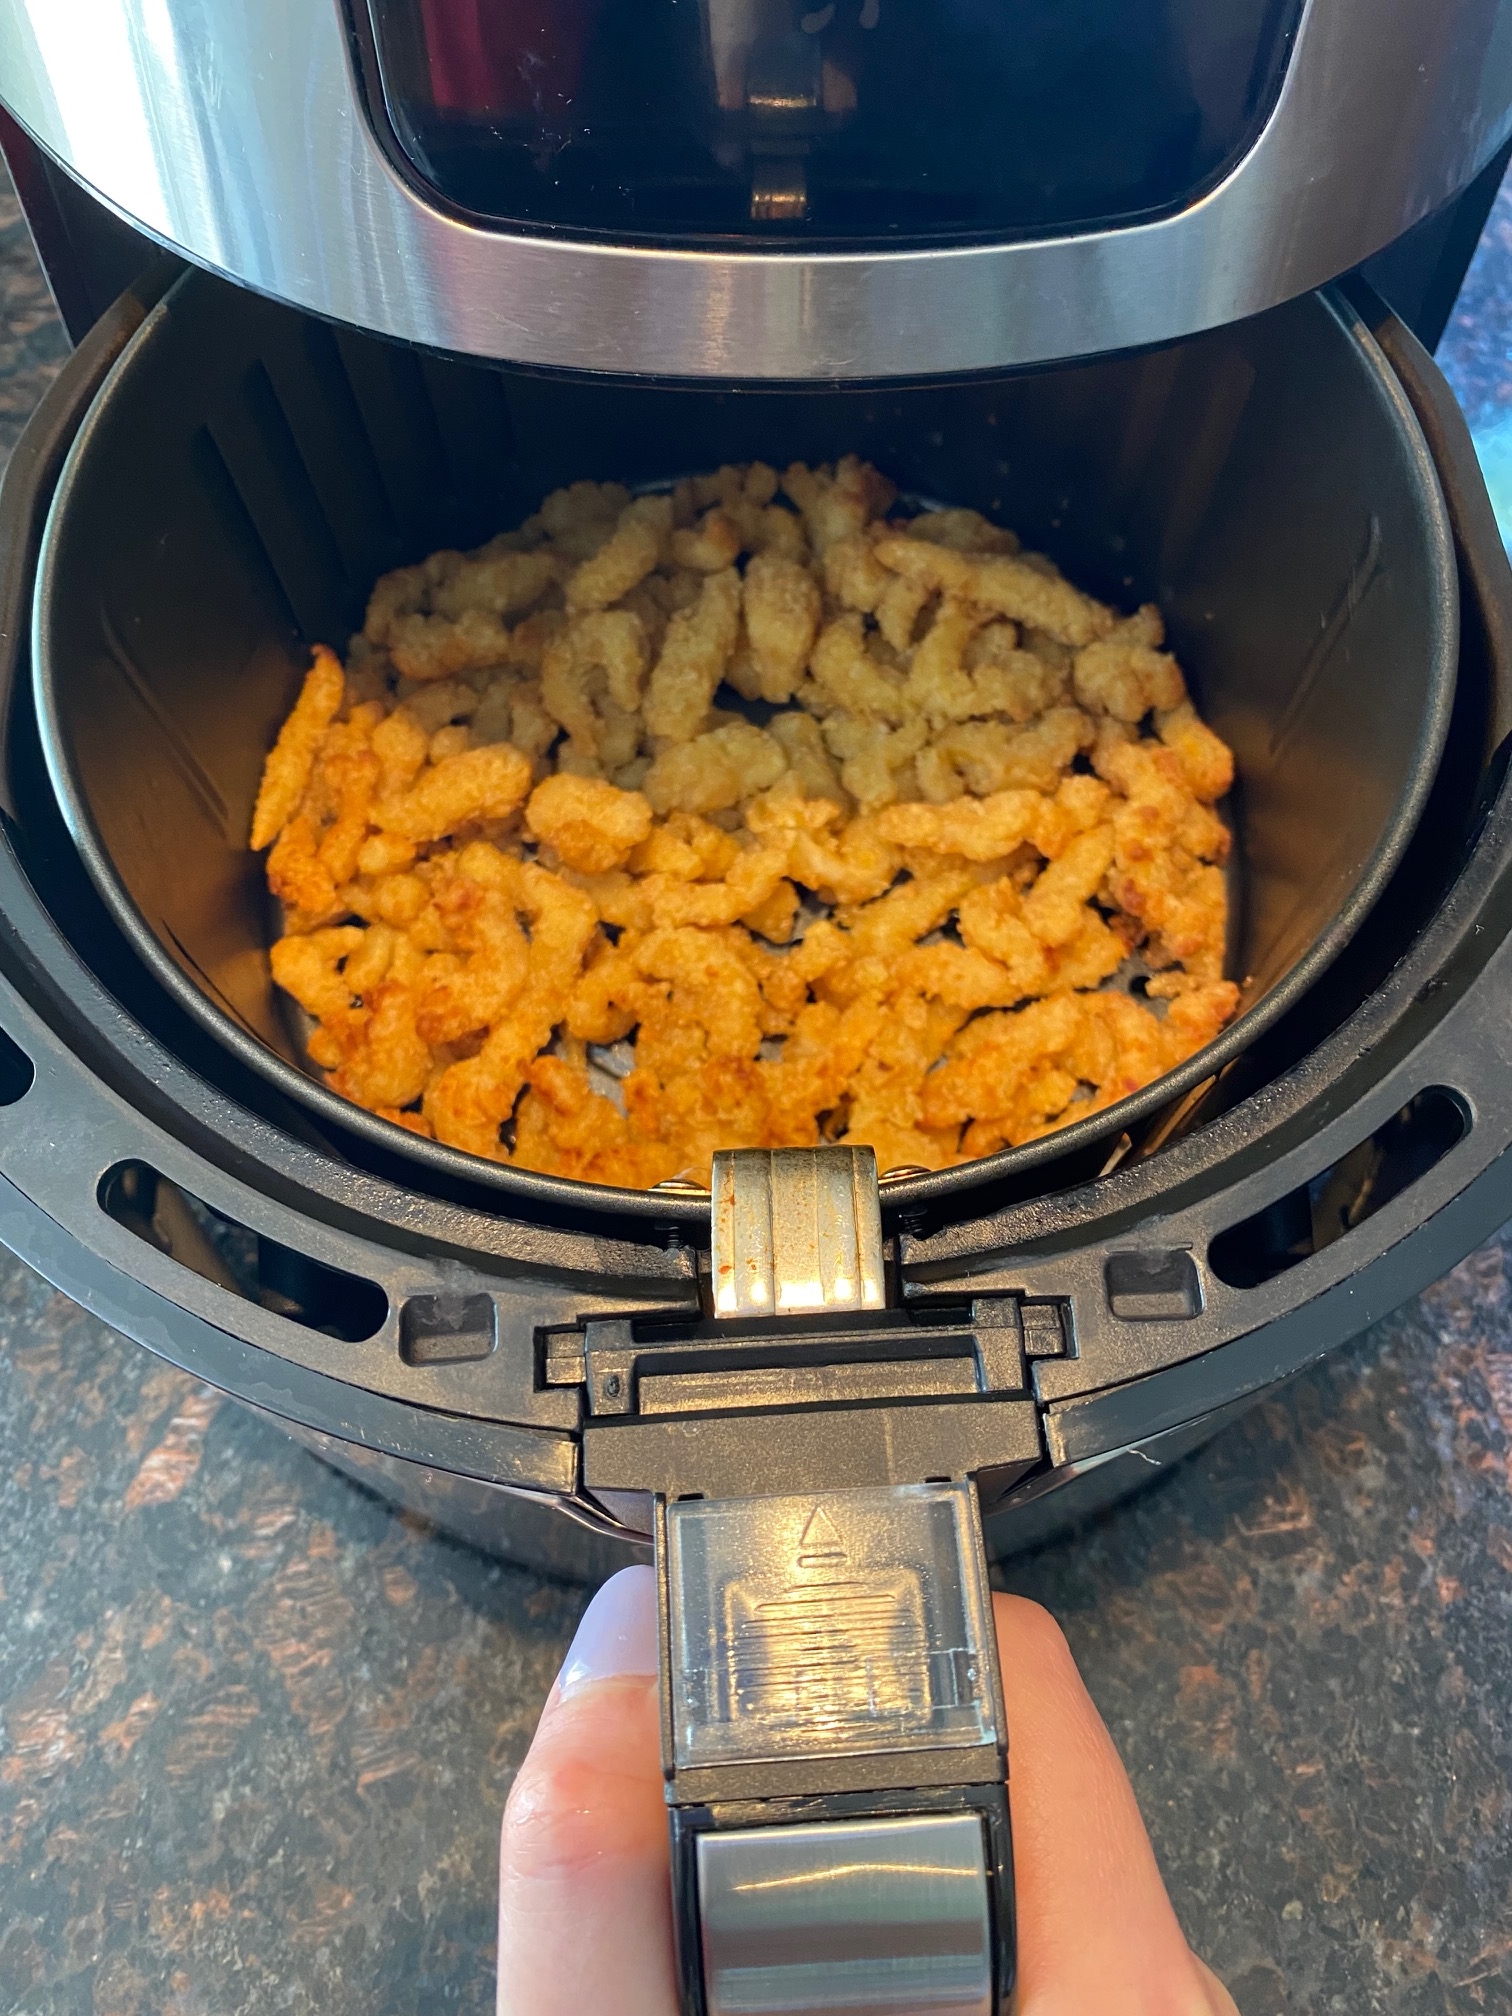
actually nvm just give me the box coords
[274,323,403,583]
[204,365,355,646]
[334,331,460,550]
[100,1162,387,1342]
[400,1293,497,1366]
[1209,1089,1469,1290]
[1105,1249,1203,1321]
[0,1026,34,1105]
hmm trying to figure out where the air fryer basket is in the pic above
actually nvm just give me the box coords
[32,272,1456,1215]
[0,273,1510,1570]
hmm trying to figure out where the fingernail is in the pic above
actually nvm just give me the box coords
[557,1564,659,1698]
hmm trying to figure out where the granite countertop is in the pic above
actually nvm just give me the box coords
[1,176,1511,2016]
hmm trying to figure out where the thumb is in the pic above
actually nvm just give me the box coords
[497,1566,676,2016]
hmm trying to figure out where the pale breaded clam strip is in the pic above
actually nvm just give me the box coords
[565,494,672,613]
[874,533,1113,648]
[1072,607,1187,722]
[670,507,742,574]
[743,551,822,703]
[539,609,650,766]
[642,568,742,744]
[809,613,909,721]
[431,546,557,623]
[386,606,516,685]
[642,721,787,818]
[372,744,533,844]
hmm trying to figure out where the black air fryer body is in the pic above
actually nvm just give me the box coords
[0,2,1505,1555]
[0,241,1508,1567]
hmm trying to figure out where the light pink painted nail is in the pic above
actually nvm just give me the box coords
[556,1564,659,1698]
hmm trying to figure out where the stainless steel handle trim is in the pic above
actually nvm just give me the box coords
[0,0,1509,377]
[697,1813,995,2016]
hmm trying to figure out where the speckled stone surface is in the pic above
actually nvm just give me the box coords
[1006,1247,1512,2016]
[1,177,1511,2016]
[1437,170,1512,547]
[0,176,68,478]
[1438,171,1512,444]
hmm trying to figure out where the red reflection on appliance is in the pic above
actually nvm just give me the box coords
[419,1,600,118]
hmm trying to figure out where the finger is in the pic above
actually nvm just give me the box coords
[497,1565,675,2016]
[1194,1955,1242,2014]
[995,1591,1230,2015]
[497,1570,1238,2016]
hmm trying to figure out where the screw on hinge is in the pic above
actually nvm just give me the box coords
[882,1165,931,1242]
[603,1372,623,1400]
[653,1175,707,1254]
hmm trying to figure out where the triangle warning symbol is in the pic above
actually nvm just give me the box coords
[797,1506,847,1567]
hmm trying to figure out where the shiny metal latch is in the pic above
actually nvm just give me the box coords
[711,1145,886,1317]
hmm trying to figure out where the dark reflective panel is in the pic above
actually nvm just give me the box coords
[361,0,1303,243]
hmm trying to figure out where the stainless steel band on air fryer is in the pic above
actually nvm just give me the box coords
[0,0,1509,380]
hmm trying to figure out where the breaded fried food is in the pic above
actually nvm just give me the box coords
[250,646,346,852]
[526,772,653,874]
[253,460,1240,1186]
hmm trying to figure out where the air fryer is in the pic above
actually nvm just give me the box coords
[4,8,1512,2010]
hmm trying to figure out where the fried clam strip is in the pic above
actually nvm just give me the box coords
[526,771,653,874]
[540,608,650,775]
[1094,710,1234,981]
[254,455,1241,1186]
[872,533,1115,649]
[564,495,672,614]
[423,853,600,1160]
[642,567,743,744]
[250,646,346,852]
[734,552,824,705]
[263,694,413,931]
[922,982,1240,1159]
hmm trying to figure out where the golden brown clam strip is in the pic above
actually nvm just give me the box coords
[252,458,1239,1188]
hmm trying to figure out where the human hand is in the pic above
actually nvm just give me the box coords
[498,1565,1239,2015]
